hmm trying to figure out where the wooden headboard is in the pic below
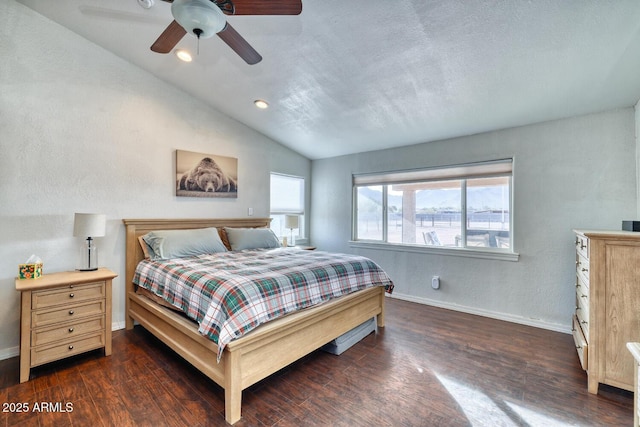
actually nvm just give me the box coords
[122,218,272,328]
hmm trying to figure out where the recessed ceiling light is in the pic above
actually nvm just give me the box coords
[137,0,154,9]
[175,49,192,62]
[254,99,269,109]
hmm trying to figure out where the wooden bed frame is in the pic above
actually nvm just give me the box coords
[123,218,386,424]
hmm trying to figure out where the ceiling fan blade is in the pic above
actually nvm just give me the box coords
[217,22,262,64]
[161,0,301,15]
[219,0,302,15]
[151,20,187,53]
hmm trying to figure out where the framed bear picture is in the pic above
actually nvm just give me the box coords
[176,149,238,198]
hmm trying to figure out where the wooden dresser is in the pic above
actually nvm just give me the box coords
[15,268,117,383]
[573,230,640,393]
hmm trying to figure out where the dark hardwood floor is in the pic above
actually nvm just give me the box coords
[0,298,633,426]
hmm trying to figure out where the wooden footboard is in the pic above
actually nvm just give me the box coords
[123,218,386,424]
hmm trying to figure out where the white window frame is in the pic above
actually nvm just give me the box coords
[351,159,518,261]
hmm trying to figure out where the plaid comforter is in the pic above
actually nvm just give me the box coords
[133,248,394,360]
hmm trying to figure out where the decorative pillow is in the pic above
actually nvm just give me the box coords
[142,227,227,260]
[224,227,281,251]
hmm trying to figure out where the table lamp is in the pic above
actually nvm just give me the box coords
[284,214,299,247]
[73,213,106,271]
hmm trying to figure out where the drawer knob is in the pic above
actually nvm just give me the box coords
[581,320,588,325]
[576,345,582,350]
[69,293,75,298]
[581,268,588,273]
[69,310,74,315]
[68,327,74,333]
[581,294,588,299]
[68,345,74,350]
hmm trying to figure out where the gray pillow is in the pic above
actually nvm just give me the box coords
[224,227,281,251]
[142,227,227,260]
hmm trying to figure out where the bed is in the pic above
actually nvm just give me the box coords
[123,218,391,424]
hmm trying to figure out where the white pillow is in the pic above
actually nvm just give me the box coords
[142,227,227,260]
[224,227,281,251]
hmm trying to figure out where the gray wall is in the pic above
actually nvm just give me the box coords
[311,109,637,331]
[0,1,311,358]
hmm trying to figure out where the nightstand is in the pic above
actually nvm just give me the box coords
[15,268,117,383]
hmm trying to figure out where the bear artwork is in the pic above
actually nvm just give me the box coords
[178,157,237,193]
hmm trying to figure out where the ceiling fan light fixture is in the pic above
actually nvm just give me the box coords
[171,0,226,39]
[175,49,193,62]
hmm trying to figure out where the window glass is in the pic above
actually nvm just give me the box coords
[466,176,510,248]
[356,185,384,241]
[353,160,512,252]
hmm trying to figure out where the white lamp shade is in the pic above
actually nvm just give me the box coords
[172,0,226,39]
[73,213,106,237]
[285,215,299,229]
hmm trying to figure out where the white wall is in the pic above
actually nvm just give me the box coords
[0,1,311,358]
[311,109,637,332]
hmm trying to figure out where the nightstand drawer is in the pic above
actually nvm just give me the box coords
[31,315,105,347]
[30,332,105,367]
[32,300,105,328]
[32,282,105,310]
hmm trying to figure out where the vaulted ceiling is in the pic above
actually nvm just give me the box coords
[16,0,640,159]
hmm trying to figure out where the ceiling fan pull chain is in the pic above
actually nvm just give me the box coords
[194,28,202,55]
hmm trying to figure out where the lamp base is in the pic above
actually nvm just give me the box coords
[78,238,99,271]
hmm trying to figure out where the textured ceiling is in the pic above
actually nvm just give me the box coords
[15,0,640,159]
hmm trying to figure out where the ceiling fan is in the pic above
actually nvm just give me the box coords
[151,0,302,65]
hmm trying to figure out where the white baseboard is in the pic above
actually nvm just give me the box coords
[0,346,19,361]
[112,321,126,331]
[389,292,572,335]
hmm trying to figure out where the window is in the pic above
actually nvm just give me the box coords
[270,173,305,243]
[353,159,512,252]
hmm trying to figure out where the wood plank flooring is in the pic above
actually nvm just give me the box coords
[0,297,633,426]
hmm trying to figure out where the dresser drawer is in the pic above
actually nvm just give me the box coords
[31,315,105,347]
[30,332,105,367]
[573,315,588,370]
[576,271,589,297]
[31,300,105,328]
[576,234,589,259]
[31,282,105,310]
[576,253,590,285]
[576,291,589,341]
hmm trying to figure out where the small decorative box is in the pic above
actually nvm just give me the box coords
[18,263,43,280]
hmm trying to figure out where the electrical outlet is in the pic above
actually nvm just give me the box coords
[431,276,440,290]
[248,207,254,216]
